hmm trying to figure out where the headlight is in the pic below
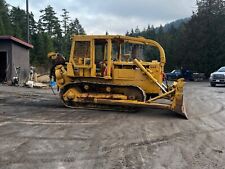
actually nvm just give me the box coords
[210,74,213,78]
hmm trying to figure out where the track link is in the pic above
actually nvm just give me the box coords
[60,82,146,109]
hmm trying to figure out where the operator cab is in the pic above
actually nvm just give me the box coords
[71,35,163,79]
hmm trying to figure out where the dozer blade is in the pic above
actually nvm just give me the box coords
[171,95,188,119]
[170,78,188,119]
[94,98,188,119]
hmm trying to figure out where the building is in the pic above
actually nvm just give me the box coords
[0,36,33,84]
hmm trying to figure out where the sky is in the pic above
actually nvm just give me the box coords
[6,0,197,34]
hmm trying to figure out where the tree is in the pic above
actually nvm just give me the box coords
[197,0,225,15]
[145,25,156,39]
[60,18,85,57]
[0,3,86,67]
[68,18,85,35]
[29,12,37,36]
[130,28,134,36]
[61,8,70,35]
[177,0,225,75]
[134,26,140,35]
[0,0,11,35]
[39,5,62,37]
[30,32,54,65]
[9,7,27,39]
[9,7,36,41]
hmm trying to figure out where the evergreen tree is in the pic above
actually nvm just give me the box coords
[60,18,85,57]
[31,33,54,65]
[60,9,70,58]
[39,5,62,37]
[130,28,134,36]
[9,7,27,39]
[0,2,86,67]
[68,18,85,35]
[9,7,36,41]
[178,0,225,75]
[61,8,70,35]
[146,25,156,39]
[29,12,37,36]
[134,26,140,35]
[0,0,11,35]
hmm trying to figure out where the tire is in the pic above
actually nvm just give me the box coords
[210,82,216,87]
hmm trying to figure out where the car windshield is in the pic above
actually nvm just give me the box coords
[171,70,181,73]
[218,67,225,72]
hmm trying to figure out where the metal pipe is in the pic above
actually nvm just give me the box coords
[133,59,167,93]
[95,98,171,109]
[106,39,112,78]
[26,0,29,43]
[121,36,166,71]
[147,89,175,103]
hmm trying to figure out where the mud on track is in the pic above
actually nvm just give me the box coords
[0,82,225,169]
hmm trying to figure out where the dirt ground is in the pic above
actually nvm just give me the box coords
[0,82,225,169]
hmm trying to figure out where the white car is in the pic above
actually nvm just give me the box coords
[209,66,225,87]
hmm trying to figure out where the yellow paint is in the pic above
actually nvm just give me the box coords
[48,35,187,119]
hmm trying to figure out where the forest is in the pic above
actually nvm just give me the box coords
[1,0,225,75]
[0,0,85,66]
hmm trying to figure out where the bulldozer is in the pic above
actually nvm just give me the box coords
[48,35,188,119]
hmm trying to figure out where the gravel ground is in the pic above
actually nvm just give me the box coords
[0,82,225,169]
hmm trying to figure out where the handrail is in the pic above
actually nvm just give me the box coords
[121,36,166,71]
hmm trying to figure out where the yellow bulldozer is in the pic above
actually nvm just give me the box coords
[48,35,187,119]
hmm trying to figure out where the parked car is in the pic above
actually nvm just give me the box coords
[166,69,193,81]
[166,70,182,80]
[209,66,225,87]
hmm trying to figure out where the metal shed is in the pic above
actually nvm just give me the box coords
[0,36,33,84]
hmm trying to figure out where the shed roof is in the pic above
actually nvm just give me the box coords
[0,36,33,49]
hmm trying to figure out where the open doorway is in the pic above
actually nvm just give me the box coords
[95,39,107,77]
[0,51,7,82]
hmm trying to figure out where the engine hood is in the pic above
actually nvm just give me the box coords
[211,72,225,75]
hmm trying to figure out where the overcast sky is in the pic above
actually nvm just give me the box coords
[6,0,197,34]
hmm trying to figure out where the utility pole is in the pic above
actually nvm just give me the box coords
[26,0,30,43]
